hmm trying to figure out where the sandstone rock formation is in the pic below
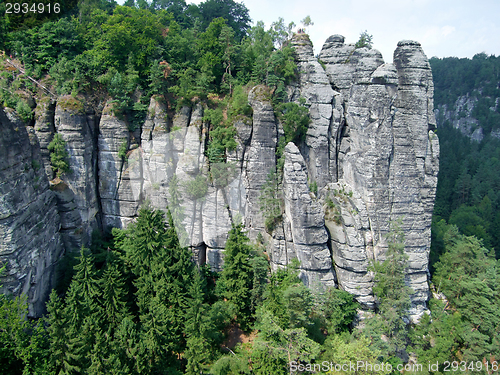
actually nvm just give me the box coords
[0,34,438,320]
[317,36,439,319]
[0,108,64,316]
[54,96,99,249]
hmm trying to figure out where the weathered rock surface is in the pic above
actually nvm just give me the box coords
[289,34,338,190]
[54,96,99,249]
[318,37,439,319]
[281,142,336,288]
[0,34,439,321]
[244,86,277,237]
[0,108,64,316]
[33,97,56,179]
[98,101,139,229]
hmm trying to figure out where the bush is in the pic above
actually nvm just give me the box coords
[15,100,33,123]
[275,98,310,146]
[184,175,208,200]
[259,171,283,233]
[47,133,70,178]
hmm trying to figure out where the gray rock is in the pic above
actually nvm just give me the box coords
[318,35,439,320]
[244,86,278,238]
[98,101,139,229]
[54,96,99,248]
[0,108,64,317]
[33,97,56,178]
[281,142,336,289]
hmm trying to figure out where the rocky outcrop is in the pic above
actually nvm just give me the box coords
[0,108,64,316]
[289,34,339,190]
[54,96,99,249]
[317,37,439,319]
[244,86,277,236]
[281,143,336,289]
[33,97,56,179]
[0,34,439,321]
[98,102,140,229]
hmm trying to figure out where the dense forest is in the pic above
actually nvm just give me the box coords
[1,0,500,374]
[429,55,500,262]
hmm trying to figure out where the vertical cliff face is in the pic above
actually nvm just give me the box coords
[53,96,100,249]
[316,36,439,319]
[0,108,64,316]
[0,34,438,319]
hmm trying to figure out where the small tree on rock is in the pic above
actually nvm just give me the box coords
[355,30,373,49]
[48,133,70,178]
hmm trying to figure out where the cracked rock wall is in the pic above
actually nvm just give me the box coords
[0,34,438,320]
[0,108,64,316]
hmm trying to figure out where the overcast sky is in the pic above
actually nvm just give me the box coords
[119,0,500,62]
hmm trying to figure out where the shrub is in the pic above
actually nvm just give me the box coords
[47,133,70,178]
[184,175,208,200]
[275,98,310,146]
[259,170,283,233]
[355,30,373,49]
[15,100,33,123]
[118,139,128,161]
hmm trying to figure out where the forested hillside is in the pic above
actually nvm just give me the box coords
[429,55,500,262]
[1,0,500,374]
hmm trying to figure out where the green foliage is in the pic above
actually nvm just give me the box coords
[184,174,209,200]
[216,223,255,330]
[118,138,128,161]
[252,309,321,373]
[317,288,359,335]
[47,133,70,178]
[14,99,33,123]
[275,98,310,146]
[0,294,50,374]
[364,221,412,362]
[204,96,240,164]
[430,114,500,260]
[411,223,500,369]
[355,30,373,49]
[309,180,318,195]
[259,170,283,233]
[226,84,252,121]
[197,0,251,42]
[321,334,391,375]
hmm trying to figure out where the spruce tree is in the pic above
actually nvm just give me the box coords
[100,262,129,328]
[365,221,413,363]
[46,290,70,374]
[184,270,214,375]
[217,223,254,330]
[62,248,102,373]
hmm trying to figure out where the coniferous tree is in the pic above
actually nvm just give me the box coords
[61,248,102,373]
[46,290,70,374]
[216,223,254,330]
[184,270,214,374]
[100,262,129,329]
[364,221,413,363]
